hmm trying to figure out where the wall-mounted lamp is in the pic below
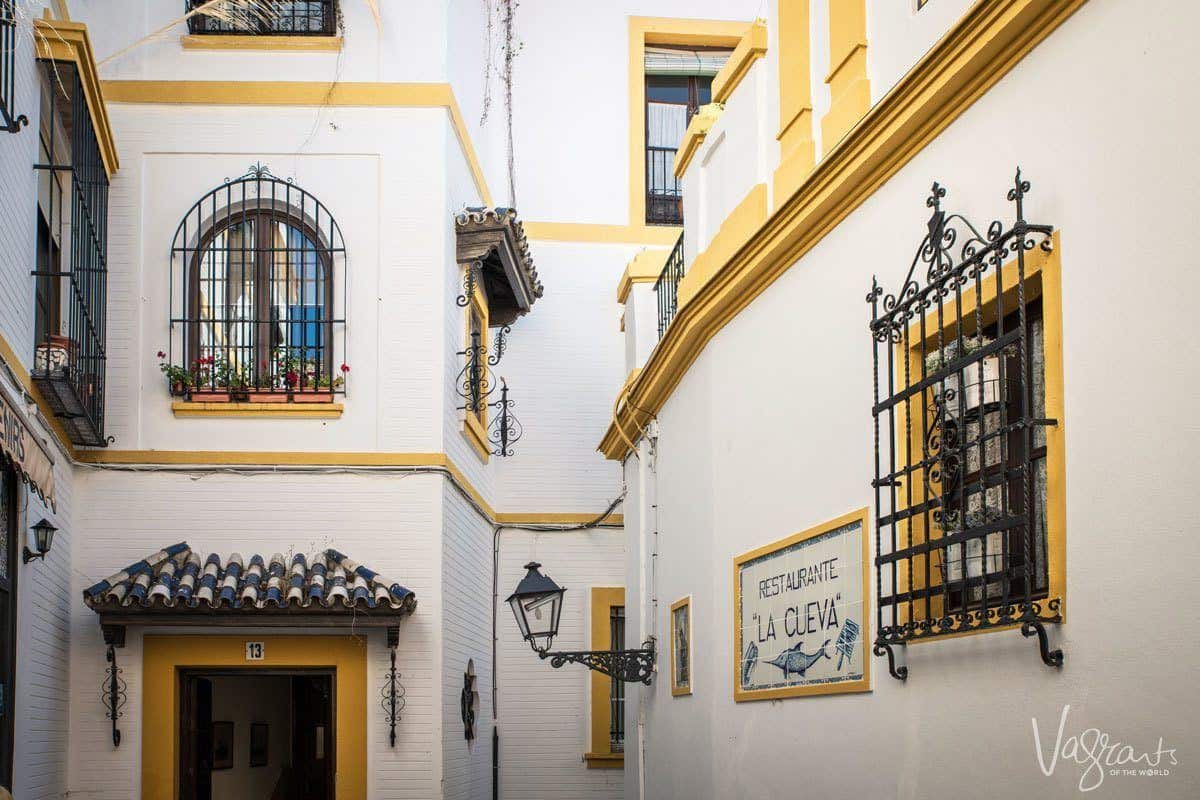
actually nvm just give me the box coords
[506,562,656,684]
[23,518,57,563]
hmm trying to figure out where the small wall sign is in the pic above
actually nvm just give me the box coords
[733,508,870,701]
[245,641,265,661]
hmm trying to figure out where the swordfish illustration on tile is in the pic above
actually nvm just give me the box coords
[766,639,831,679]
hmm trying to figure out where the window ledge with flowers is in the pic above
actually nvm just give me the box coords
[157,351,348,419]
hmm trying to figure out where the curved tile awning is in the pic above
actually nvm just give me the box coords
[83,542,416,626]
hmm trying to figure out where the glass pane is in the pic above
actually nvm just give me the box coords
[647,102,688,150]
[269,221,327,389]
[1031,316,1046,448]
[645,75,690,104]
[0,469,8,582]
[197,218,256,382]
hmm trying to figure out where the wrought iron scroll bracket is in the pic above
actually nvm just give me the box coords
[873,642,908,682]
[487,378,523,457]
[101,625,126,747]
[1021,621,1064,668]
[488,325,511,366]
[538,639,656,685]
[381,626,405,747]
[456,260,483,308]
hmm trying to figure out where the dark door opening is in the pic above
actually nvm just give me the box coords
[179,669,334,800]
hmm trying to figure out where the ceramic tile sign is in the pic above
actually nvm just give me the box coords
[734,509,870,701]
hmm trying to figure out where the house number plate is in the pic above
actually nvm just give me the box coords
[245,641,265,661]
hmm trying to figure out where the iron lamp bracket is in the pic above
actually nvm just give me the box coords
[537,640,656,684]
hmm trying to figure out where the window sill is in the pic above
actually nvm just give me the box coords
[171,401,343,419]
[461,416,490,463]
[583,752,624,769]
[180,34,343,52]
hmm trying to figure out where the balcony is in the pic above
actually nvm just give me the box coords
[653,233,685,339]
[646,146,683,226]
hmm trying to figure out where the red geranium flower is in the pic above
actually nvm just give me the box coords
[340,363,350,373]
[156,350,166,359]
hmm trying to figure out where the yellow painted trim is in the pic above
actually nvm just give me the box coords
[617,248,673,304]
[583,752,624,769]
[51,0,70,20]
[669,595,692,696]
[711,20,767,104]
[599,0,1090,461]
[774,0,815,201]
[522,221,681,246]
[181,34,343,52]
[672,102,724,179]
[821,0,870,153]
[171,401,344,418]
[100,81,492,206]
[732,507,870,702]
[898,233,1066,640]
[142,634,367,800]
[33,19,120,176]
[588,587,625,757]
[461,275,490,463]
[628,17,749,229]
[73,447,622,527]
[675,183,767,309]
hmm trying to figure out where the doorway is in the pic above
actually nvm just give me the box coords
[179,669,334,800]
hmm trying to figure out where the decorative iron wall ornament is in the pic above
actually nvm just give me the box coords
[487,378,522,457]
[456,331,497,415]
[168,163,347,402]
[488,325,511,366]
[100,626,126,747]
[460,661,478,741]
[455,259,483,309]
[380,627,406,747]
[867,169,1063,680]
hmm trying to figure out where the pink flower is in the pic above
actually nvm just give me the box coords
[157,351,166,359]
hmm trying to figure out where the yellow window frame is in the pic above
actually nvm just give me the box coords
[896,231,1067,639]
[584,586,624,768]
[461,277,490,463]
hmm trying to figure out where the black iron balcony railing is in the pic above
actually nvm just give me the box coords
[646,145,682,226]
[1,0,28,133]
[32,60,109,447]
[186,0,337,36]
[654,232,685,339]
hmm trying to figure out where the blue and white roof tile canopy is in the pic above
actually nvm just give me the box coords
[83,543,417,616]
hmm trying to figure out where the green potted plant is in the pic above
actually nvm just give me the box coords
[156,351,192,397]
[189,355,228,402]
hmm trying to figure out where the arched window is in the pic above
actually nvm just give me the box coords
[169,165,345,399]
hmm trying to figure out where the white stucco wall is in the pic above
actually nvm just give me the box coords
[630,1,1200,798]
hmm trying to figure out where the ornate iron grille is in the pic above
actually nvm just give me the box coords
[654,232,685,338]
[186,0,337,35]
[609,606,625,752]
[168,164,347,401]
[867,170,1063,680]
[31,60,109,447]
[1,0,27,133]
[646,146,682,225]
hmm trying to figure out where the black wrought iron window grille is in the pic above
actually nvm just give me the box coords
[186,0,338,36]
[654,232,685,339]
[1,0,28,133]
[455,269,524,457]
[867,170,1063,680]
[32,59,110,447]
[168,163,347,402]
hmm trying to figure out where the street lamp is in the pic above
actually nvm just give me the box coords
[23,518,57,563]
[505,562,656,685]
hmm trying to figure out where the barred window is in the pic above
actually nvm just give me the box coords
[868,172,1064,679]
[186,1,337,36]
[169,165,346,400]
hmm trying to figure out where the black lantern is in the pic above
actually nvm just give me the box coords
[506,561,656,685]
[23,518,57,563]
[505,562,565,653]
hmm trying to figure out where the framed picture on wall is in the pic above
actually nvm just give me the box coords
[212,721,234,770]
[249,722,269,767]
[670,596,692,696]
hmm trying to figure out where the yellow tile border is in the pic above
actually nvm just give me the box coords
[672,102,724,179]
[711,19,767,104]
[180,34,344,52]
[600,0,1090,460]
[170,401,344,419]
[100,80,492,206]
